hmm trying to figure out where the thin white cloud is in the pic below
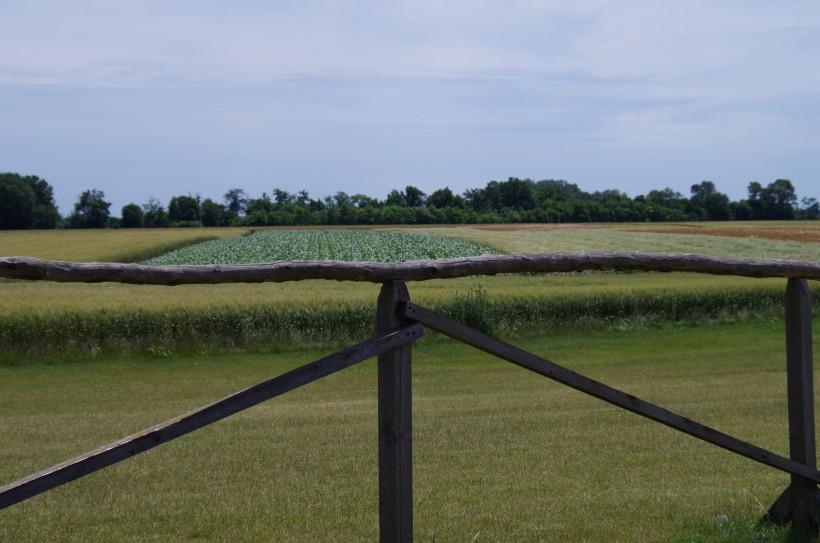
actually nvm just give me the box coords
[1,0,818,212]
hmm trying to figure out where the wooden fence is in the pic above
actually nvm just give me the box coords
[1,252,820,541]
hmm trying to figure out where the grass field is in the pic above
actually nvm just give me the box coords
[402,222,820,260]
[0,227,248,262]
[1,223,818,359]
[0,321,804,542]
[1,223,818,541]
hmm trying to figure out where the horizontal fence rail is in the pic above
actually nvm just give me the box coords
[2,251,820,284]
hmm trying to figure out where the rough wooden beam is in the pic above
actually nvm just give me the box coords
[763,279,820,534]
[785,279,817,471]
[1,252,819,285]
[377,282,414,543]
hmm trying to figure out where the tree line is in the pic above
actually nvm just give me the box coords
[0,172,818,230]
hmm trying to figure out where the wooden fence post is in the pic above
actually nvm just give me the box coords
[377,281,414,542]
[786,278,820,538]
[766,278,820,537]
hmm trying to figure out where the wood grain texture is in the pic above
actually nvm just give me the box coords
[2,252,819,285]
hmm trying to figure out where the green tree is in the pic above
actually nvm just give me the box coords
[0,173,61,229]
[223,188,247,218]
[201,198,227,227]
[798,197,819,220]
[731,200,754,220]
[745,181,765,218]
[534,179,586,203]
[385,189,404,207]
[0,173,36,229]
[295,190,311,206]
[121,203,144,228]
[746,179,797,219]
[497,177,535,210]
[688,181,730,220]
[457,187,480,212]
[26,175,61,228]
[427,187,463,208]
[333,191,352,207]
[473,181,501,211]
[142,197,169,228]
[384,186,427,207]
[403,185,426,207]
[245,194,273,216]
[643,188,686,221]
[168,195,201,225]
[763,179,797,219]
[67,189,111,228]
[272,188,292,206]
[350,194,379,208]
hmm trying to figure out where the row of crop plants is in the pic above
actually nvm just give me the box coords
[143,230,499,265]
[4,283,814,362]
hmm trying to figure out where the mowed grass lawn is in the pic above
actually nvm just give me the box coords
[1,223,818,541]
[0,320,804,542]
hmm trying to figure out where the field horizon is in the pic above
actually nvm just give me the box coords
[1,222,817,362]
[1,222,817,541]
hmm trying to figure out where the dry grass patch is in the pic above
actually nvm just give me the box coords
[460,221,820,244]
[401,224,820,260]
[612,222,820,244]
[0,227,249,262]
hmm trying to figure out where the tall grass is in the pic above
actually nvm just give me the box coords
[1,225,817,360]
[2,280,814,362]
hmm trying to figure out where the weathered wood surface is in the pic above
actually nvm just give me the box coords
[398,301,820,483]
[765,278,820,532]
[1,252,819,285]
[377,282,414,543]
[0,323,423,511]
[785,279,817,470]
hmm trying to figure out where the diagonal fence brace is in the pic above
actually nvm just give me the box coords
[0,323,424,511]
[398,301,820,483]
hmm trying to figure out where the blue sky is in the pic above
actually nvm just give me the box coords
[2,1,818,215]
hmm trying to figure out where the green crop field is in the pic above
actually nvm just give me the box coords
[1,223,818,541]
[143,229,499,265]
[0,224,818,359]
